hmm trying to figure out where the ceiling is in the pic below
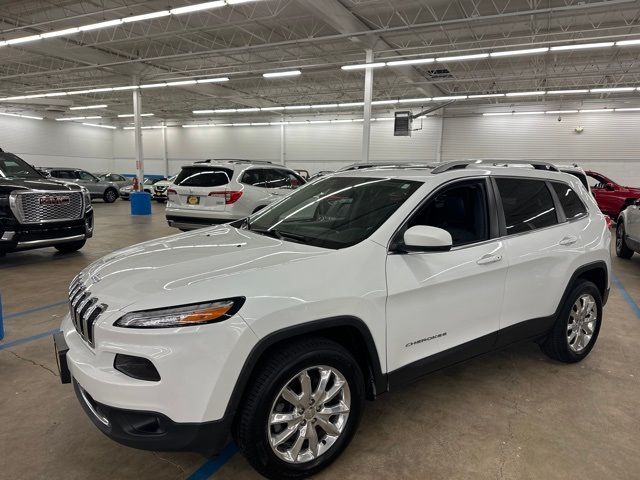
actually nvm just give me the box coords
[1,0,640,126]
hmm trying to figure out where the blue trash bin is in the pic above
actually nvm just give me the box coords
[130,191,152,215]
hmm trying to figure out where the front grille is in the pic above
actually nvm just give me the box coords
[69,275,107,347]
[11,191,84,224]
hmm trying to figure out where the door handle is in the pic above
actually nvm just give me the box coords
[559,235,578,246]
[476,253,503,265]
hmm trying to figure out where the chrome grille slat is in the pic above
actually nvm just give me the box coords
[68,281,106,348]
[10,190,83,224]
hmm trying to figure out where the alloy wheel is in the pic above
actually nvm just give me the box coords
[616,224,624,252]
[268,365,351,464]
[567,294,598,353]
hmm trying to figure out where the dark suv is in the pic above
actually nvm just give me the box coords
[0,150,93,255]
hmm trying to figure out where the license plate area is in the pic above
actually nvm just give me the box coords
[187,195,200,205]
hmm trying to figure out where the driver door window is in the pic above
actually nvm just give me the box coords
[77,171,96,182]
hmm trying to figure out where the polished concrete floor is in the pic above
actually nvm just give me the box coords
[1,201,639,480]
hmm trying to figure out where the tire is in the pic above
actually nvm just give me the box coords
[103,188,118,203]
[540,280,602,363]
[616,222,634,259]
[155,198,166,203]
[54,240,86,253]
[233,337,365,480]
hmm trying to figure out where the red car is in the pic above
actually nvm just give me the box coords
[585,170,640,218]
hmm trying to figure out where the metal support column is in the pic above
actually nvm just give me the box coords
[132,80,144,190]
[361,49,374,163]
[161,122,168,177]
[280,121,286,166]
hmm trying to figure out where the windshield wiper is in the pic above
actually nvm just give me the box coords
[250,228,309,244]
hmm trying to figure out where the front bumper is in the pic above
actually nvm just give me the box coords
[0,210,93,252]
[72,380,230,456]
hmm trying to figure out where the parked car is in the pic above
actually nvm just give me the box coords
[557,164,590,193]
[40,167,120,203]
[95,172,132,190]
[0,150,93,255]
[615,198,640,258]
[55,160,610,479]
[152,175,177,203]
[165,160,306,230]
[585,170,640,218]
[119,178,159,200]
[308,170,335,182]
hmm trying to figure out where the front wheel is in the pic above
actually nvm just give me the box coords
[540,280,602,363]
[103,188,118,203]
[233,338,364,480]
[54,239,86,254]
[616,222,634,259]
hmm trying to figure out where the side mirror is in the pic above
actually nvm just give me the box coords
[401,225,452,253]
[634,198,640,206]
[605,183,615,191]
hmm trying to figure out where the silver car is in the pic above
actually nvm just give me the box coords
[39,167,120,203]
[95,172,132,190]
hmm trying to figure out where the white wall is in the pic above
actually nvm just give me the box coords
[0,116,113,171]
[3,112,640,185]
[442,112,640,184]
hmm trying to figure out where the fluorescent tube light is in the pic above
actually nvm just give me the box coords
[6,35,42,45]
[590,87,635,93]
[513,111,545,115]
[436,53,489,62]
[70,105,107,110]
[505,91,546,97]
[82,123,117,129]
[112,86,139,91]
[171,1,225,14]
[43,92,68,97]
[237,108,260,112]
[227,0,262,4]
[165,80,197,86]
[339,102,365,107]
[263,70,302,78]
[117,113,154,117]
[79,19,123,31]
[616,39,640,46]
[196,77,229,83]
[371,100,399,105]
[551,42,614,51]
[386,58,435,67]
[545,110,578,114]
[261,106,285,111]
[56,116,102,121]
[140,83,167,89]
[490,47,549,57]
[311,104,338,108]
[193,110,215,114]
[614,107,640,111]
[432,95,468,101]
[483,112,513,116]
[215,109,237,113]
[0,112,43,120]
[123,11,170,23]
[41,27,80,38]
[284,105,312,110]
[578,109,613,113]
[468,94,505,99]
[399,98,432,103]
[87,87,114,93]
[547,89,589,94]
[341,62,386,70]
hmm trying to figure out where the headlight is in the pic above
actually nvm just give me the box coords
[114,298,245,328]
[80,187,91,209]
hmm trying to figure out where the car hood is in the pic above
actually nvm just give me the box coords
[0,177,81,194]
[81,225,329,310]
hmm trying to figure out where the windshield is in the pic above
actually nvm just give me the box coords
[0,152,42,179]
[246,176,421,249]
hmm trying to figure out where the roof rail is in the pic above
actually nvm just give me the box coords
[431,159,559,174]
[195,158,274,165]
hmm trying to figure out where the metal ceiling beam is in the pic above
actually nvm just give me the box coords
[295,0,441,97]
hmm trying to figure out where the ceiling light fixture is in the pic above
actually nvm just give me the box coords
[69,104,107,110]
[0,111,43,120]
[170,1,225,14]
[82,122,117,129]
[590,87,636,93]
[117,113,154,117]
[505,91,546,97]
[56,116,102,121]
[489,47,549,57]
[386,58,435,67]
[341,62,386,70]
[547,89,590,94]
[263,70,302,78]
[436,53,489,62]
[550,42,614,51]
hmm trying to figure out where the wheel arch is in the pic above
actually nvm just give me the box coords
[564,261,609,308]
[224,316,386,423]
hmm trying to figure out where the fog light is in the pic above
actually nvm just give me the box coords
[114,354,160,381]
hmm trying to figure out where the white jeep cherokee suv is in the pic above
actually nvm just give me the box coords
[55,160,610,479]
[165,159,305,230]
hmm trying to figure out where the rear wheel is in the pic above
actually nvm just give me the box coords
[541,280,602,363]
[103,188,118,203]
[616,222,634,259]
[54,240,86,254]
[233,338,365,480]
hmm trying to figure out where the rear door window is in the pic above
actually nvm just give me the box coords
[551,182,588,220]
[175,167,232,187]
[495,178,559,234]
[241,169,267,187]
[263,169,289,189]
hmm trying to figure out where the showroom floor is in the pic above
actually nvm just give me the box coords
[1,201,639,480]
